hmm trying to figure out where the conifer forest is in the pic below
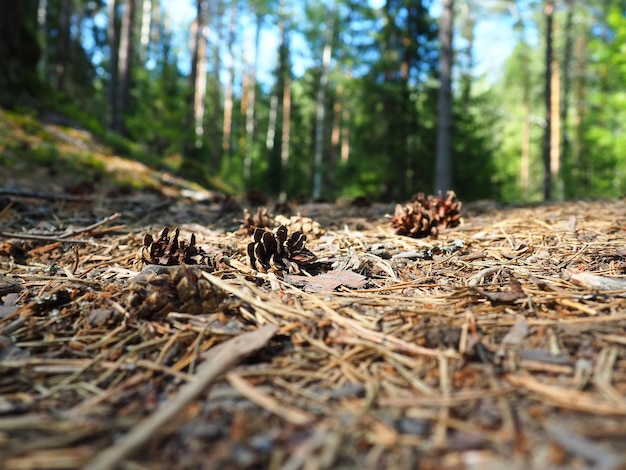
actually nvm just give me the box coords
[0,0,624,203]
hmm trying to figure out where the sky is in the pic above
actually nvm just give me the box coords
[161,0,522,85]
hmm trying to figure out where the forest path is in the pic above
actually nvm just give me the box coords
[1,110,626,469]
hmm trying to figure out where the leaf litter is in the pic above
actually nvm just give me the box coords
[1,189,626,469]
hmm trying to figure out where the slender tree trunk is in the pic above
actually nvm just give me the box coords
[210,4,222,171]
[55,0,72,91]
[460,1,474,107]
[542,0,554,200]
[434,0,454,194]
[37,0,47,75]
[573,33,587,190]
[280,72,291,202]
[107,0,119,130]
[222,0,237,156]
[266,95,278,150]
[340,70,351,164]
[139,0,152,62]
[550,37,561,198]
[192,0,208,150]
[516,20,531,200]
[243,13,262,184]
[561,0,574,194]
[113,0,135,134]
[330,83,342,184]
[312,8,334,200]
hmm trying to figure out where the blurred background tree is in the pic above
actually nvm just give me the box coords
[0,0,624,202]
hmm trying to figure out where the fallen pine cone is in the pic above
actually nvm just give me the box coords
[125,264,226,318]
[235,207,274,235]
[389,190,462,238]
[247,225,316,273]
[135,227,225,269]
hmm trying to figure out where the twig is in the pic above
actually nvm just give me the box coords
[0,213,122,243]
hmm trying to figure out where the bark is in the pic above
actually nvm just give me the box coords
[0,0,40,107]
[434,0,454,194]
[542,0,554,200]
[312,10,334,200]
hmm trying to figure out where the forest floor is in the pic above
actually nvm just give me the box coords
[1,110,626,469]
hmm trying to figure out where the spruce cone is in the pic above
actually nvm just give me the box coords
[390,191,462,238]
[247,225,316,273]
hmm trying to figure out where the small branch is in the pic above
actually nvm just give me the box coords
[0,213,122,243]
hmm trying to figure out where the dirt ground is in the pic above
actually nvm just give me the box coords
[1,183,626,469]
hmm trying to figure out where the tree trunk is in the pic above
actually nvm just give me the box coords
[139,0,152,61]
[561,0,574,193]
[192,0,209,150]
[222,0,237,156]
[312,8,334,200]
[107,0,119,130]
[280,71,291,202]
[55,0,72,91]
[550,38,561,198]
[434,0,454,194]
[572,33,587,190]
[0,0,40,107]
[113,0,135,135]
[542,0,554,200]
[37,0,47,75]
[243,13,262,184]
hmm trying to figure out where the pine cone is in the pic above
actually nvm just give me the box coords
[126,265,226,318]
[236,207,274,235]
[273,214,324,239]
[135,227,224,269]
[390,191,462,238]
[247,225,316,273]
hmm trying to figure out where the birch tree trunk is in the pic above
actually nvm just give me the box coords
[434,0,454,194]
